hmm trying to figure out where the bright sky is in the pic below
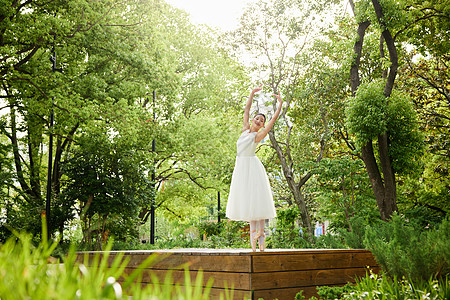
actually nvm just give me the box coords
[165,0,253,31]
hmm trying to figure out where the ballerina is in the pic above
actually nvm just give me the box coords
[226,84,283,251]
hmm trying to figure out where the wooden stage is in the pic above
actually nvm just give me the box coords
[78,248,379,299]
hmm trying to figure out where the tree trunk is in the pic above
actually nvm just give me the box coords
[292,185,313,237]
[359,136,397,221]
[349,0,400,221]
[373,0,399,219]
[27,123,42,201]
[53,136,63,195]
[378,134,398,218]
[372,0,398,97]
[10,105,38,202]
[52,123,79,195]
[350,21,370,96]
[361,140,388,220]
[268,131,313,240]
[266,88,328,240]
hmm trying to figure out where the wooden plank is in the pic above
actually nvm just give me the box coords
[250,267,375,290]
[148,254,251,272]
[117,268,251,290]
[208,287,251,300]
[124,283,251,300]
[254,286,318,300]
[252,250,378,272]
[249,249,372,255]
[79,251,252,273]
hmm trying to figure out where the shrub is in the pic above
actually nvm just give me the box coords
[314,233,347,249]
[201,220,248,249]
[342,270,450,300]
[198,220,225,237]
[316,283,354,300]
[364,214,450,283]
[268,206,308,249]
[338,215,382,249]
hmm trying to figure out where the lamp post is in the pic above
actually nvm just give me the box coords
[217,191,221,223]
[45,43,58,238]
[150,90,156,244]
[46,37,62,238]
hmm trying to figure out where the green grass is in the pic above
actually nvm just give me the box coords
[0,225,226,300]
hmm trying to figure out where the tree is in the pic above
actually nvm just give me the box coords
[396,48,450,217]
[0,0,178,239]
[1,0,249,243]
[227,0,341,239]
[62,124,154,248]
[0,136,14,240]
[313,157,376,233]
[396,1,449,217]
[345,79,423,217]
[131,5,248,225]
[346,0,446,220]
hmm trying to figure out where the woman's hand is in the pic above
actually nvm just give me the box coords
[273,92,283,108]
[244,84,263,131]
[251,84,263,95]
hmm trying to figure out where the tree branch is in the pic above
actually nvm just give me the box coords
[350,21,370,95]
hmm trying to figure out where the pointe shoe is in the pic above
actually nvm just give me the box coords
[258,232,266,252]
[250,230,259,252]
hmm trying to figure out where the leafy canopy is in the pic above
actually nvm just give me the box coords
[345,79,423,174]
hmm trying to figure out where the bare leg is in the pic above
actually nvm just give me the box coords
[250,220,257,252]
[258,219,266,251]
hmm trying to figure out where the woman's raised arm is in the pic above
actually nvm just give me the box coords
[243,84,263,132]
[255,92,283,143]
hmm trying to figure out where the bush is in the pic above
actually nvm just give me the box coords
[201,220,248,249]
[314,233,347,249]
[338,216,381,249]
[268,206,308,249]
[364,214,450,283]
[342,270,450,300]
[198,220,225,237]
[316,283,354,300]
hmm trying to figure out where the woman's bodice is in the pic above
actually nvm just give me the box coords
[236,130,258,157]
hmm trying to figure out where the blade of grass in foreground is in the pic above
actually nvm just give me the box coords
[0,227,219,299]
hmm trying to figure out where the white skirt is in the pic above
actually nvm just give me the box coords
[226,156,276,221]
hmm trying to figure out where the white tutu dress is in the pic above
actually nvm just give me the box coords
[226,130,276,221]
